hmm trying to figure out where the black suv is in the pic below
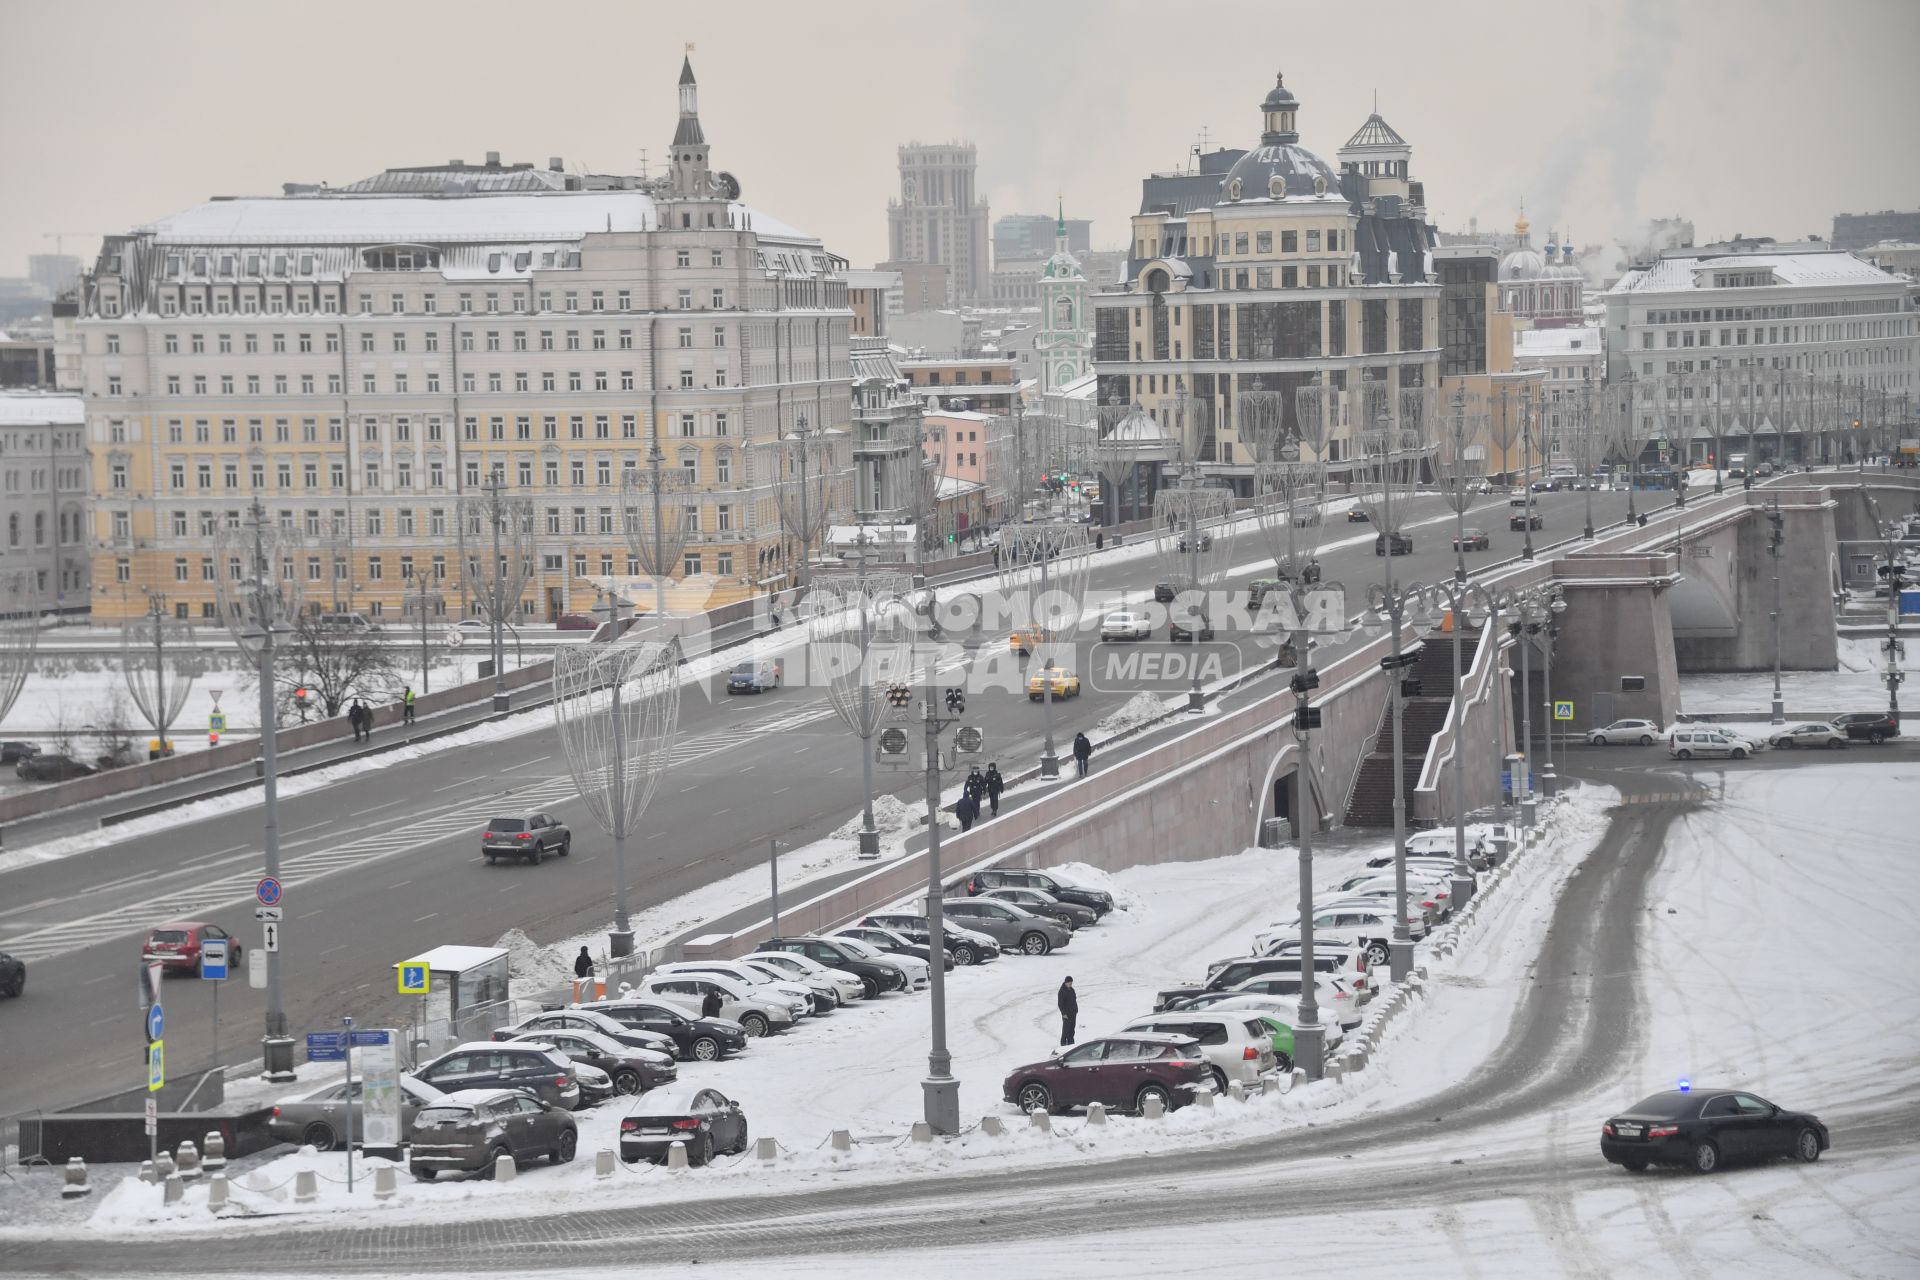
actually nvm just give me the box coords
[964,868,1115,917]
[856,913,1001,966]
[830,924,954,971]
[1832,712,1900,744]
[411,1042,581,1109]
[1374,530,1414,556]
[755,937,904,997]
[581,999,748,1062]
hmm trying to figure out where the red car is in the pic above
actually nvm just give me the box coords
[1001,1033,1212,1116]
[143,921,243,975]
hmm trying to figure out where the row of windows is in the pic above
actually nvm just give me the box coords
[118,324,726,357]
[1138,227,1346,260]
[1642,298,1902,325]
[1640,320,1914,350]
[130,446,746,497]
[5,511,84,548]
[2,466,85,491]
[126,364,742,397]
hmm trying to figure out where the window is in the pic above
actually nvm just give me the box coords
[1306,230,1321,252]
[712,326,726,347]
[678,289,692,310]
[711,288,724,308]
[711,250,723,267]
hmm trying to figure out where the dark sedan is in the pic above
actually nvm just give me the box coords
[1002,1034,1212,1116]
[1346,507,1371,523]
[1508,510,1544,531]
[1374,531,1413,556]
[1452,528,1490,551]
[618,1085,749,1165]
[0,741,39,764]
[1601,1088,1829,1173]
[16,753,94,782]
[980,886,1097,930]
[503,1028,676,1096]
[579,999,747,1062]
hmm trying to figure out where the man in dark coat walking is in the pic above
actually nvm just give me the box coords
[1072,731,1093,777]
[955,792,978,831]
[1057,976,1078,1045]
[965,766,985,807]
[985,763,1005,817]
[701,987,725,1019]
[348,700,366,742]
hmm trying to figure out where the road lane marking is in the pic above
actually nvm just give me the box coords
[412,912,438,923]
[390,880,413,890]
[432,776,485,792]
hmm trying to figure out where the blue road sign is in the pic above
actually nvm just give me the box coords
[200,939,229,981]
[256,877,283,906]
[350,1030,390,1047]
[398,963,429,995]
[146,1003,164,1042]
[305,1030,348,1062]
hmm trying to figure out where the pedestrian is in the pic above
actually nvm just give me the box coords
[1072,731,1093,778]
[966,765,985,805]
[573,946,594,980]
[1058,976,1078,1045]
[985,763,1004,816]
[402,685,416,726]
[701,986,724,1019]
[348,700,365,742]
[1095,531,1105,551]
[361,700,374,742]
[955,792,977,832]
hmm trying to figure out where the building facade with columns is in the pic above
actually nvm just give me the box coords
[71,58,853,623]
[1093,76,1441,492]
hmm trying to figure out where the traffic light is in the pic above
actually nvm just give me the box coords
[946,532,956,545]
[1288,670,1321,695]
[1400,677,1424,698]
[944,687,966,715]
[1293,706,1323,730]
[886,683,912,709]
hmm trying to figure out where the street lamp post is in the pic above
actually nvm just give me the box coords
[1521,384,1538,560]
[1768,501,1786,725]
[917,650,965,1133]
[404,573,444,696]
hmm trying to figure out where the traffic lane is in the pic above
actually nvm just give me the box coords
[1557,741,1906,773]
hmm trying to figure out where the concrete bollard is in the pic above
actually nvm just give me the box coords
[1327,1060,1346,1083]
[60,1157,90,1198]
[174,1140,201,1180]
[1085,1102,1107,1126]
[1027,1109,1052,1133]
[829,1129,852,1153]
[372,1165,397,1201]
[755,1137,778,1161]
[1291,1067,1307,1090]
[162,1172,184,1206]
[493,1151,516,1183]
[202,1131,227,1173]
[595,1149,616,1179]
[207,1173,229,1211]
[1262,1075,1281,1096]
[153,1151,176,1183]
[1229,1082,1252,1103]
[1348,1049,1369,1073]
[979,1116,1006,1137]
[1141,1095,1166,1120]
[665,1140,688,1170]
[138,1159,156,1184]
[909,1121,933,1144]
[1194,1088,1215,1109]
[294,1169,318,1203]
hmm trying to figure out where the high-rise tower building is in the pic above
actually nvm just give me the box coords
[887,143,990,305]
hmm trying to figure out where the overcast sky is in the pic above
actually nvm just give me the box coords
[3,0,1917,283]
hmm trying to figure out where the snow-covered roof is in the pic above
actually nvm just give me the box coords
[1514,326,1603,356]
[137,191,818,247]
[925,409,995,423]
[0,392,85,426]
[399,945,508,973]
[936,475,985,498]
[1607,250,1902,295]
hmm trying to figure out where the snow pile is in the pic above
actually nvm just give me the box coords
[1097,691,1174,738]
[493,927,575,992]
[830,791,921,846]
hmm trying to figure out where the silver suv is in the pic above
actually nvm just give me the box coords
[943,899,1072,956]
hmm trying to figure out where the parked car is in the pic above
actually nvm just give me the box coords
[726,660,784,694]
[555,613,598,630]
[1452,528,1490,552]
[1002,1034,1213,1116]
[1009,626,1045,655]
[410,1042,581,1110]
[578,998,747,1062]
[491,1008,677,1058]
[828,924,953,971]
[408,1089,577,1180]
[1347,507,1371,523]
[618,1085,749,1165]
[1508,510,1544,530]
[631,973,798,1038]
[0,950,22,998]
[1213,975,1363,1030]
[1175,532,1213,553]
[142,921,242,975]
[1100,610,1152,641]
[1587,718,1661,746]
[980,886,1097,930]
[965,868,1115,917]
[267,1074,447,1151]
[16,753,94,782]
[1374,530,1413,556]
[1601,1088,1829,1173]
[1026,668,1082,700]
[656,960,825,1015]
[855,912,1001,966]
[502,1028,676,1096]
[942,899,1072,955]
[481,812,571,865]
[830,935,929,990]
[1669,728,1754,760]
[1831,711,1900,744]
[0,741,39,764]
[1118,1013,1278,1092]
[745,949,873,1002]
[1155,950,1365,1011]
[1767,722,1847,750]
[1152,582,1177,603]
[754,936,907,998]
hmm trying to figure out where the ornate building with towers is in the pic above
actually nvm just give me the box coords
[1034,203,1092,395]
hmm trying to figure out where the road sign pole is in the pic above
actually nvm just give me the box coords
[212,979,219,1073]
[343,1016,355,1194]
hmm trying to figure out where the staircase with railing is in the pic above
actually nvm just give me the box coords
[1343,629,1478,828]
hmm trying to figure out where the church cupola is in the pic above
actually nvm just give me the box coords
[670,53,712,198]
[1259,72,1300,144]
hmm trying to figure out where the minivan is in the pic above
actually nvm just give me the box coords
[316,612,379,633]
[1669,728,1753,760]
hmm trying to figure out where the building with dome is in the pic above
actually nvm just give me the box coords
[1499,208,1585,329]
[1033,202,1092,395]
[1092,73,1441,494]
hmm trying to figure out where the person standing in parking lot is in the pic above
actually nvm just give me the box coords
[985,763,1005,816]
[1057,976,1078,1044]
[1072,731,1093,777]
[701,986,724,1019]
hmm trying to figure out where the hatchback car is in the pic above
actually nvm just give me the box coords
[1451,528,1490,552]
[577,998,747,1062]
[1002,1034,1212,1116]
[1508,510,1544,530]
[410,1042,581,1110]
[1767,722,1847,749]
[267,1074,447,1151]
[1118,1013,1277,1092]
[1374,531,1413,556]
[1587,718,1661,746]
[726,660,783,694]
[980,886,1097,930]
[1669,728,1753,760]
[16,753,95,782]
[943,899,1072,955]
[1100,611,1152,641]
[481,812,571,864]
[1026,668,1081,700]
[142,921,242,975]
[618,1085,749,1165]
[408,1089,577,1180]
[964,868,1115,917]
[855,913,1001,966]
[502,1028,676,1096]
[1601,1088,1829,1173]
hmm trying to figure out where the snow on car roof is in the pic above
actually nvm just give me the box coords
[622,1082,717,1115]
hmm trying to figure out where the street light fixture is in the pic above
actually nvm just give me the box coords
[808,569,913,859]
[121,590,200,758]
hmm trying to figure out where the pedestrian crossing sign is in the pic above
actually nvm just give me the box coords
[1554,701,1574,721]
[148,1039,165,1092]
[398,963,430,995]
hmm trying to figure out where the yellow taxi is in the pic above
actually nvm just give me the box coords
[1026,668,1082,701]
[1010,626,1045,656]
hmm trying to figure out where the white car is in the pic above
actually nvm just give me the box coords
[1246,939,1375,1000]
[1669,728,1757,760]
[1220,973,1364,1030]
[654,961,822,1016]
[747,950,866,1005]
[832,935,928,991]
[1587,718,1661,746]
[1204,993,1346,1051]
[632,973,799,1038]
[1766,722,1847,750]
[1100,610,1152,641]
[1118,1012,1277,1092]
[495,1007,677,1058]
[733,955,851,1009]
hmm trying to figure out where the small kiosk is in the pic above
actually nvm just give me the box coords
[394,944,513,1061]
